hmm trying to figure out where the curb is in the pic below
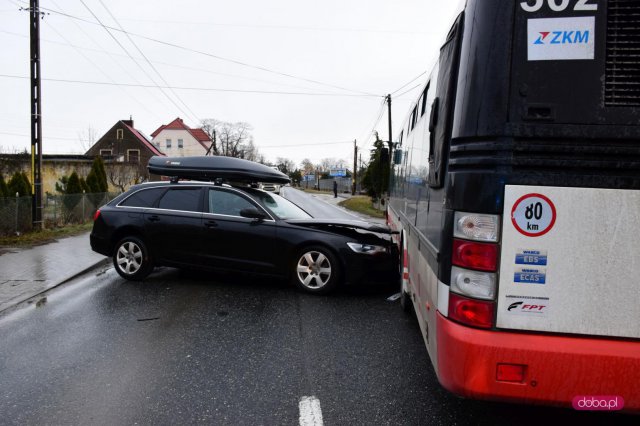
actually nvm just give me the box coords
[0,257,110,315]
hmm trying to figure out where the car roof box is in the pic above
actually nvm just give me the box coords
[148,156,290,184]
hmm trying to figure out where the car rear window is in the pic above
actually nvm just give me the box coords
[158,188,202,212]
[119,188,165,208]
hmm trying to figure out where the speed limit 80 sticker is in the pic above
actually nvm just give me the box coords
[511,193,557,237]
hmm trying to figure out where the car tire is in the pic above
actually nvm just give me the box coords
[113,236,154,281]
[292,246,341,294]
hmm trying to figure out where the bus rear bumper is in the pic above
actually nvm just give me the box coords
[436,312,640,412]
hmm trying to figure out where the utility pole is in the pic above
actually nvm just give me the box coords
[352,139,357,195]
[386,94,393,158]
[29,0,43,229]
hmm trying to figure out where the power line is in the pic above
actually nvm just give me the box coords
[95,0,200,123]
[0,74,383,97]
[1,29,357,96]
[394,83,423,99]
[78,0,199,124]
[113,17,433,36]
[357,98,386,153]
[42,20,162,121]
[0,131,80,141]
[391,71,427,96]
[16,0,378,97]
[47,0,167,120]
[259,141,352,149]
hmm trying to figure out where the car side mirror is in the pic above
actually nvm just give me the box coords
[240,208,267,221]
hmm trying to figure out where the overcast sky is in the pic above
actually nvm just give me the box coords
[1,0,462,168]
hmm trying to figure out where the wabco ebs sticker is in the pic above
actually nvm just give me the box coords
[514,267,546,284]
[515,249,548,266]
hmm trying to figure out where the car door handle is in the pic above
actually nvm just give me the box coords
[147,215,160,222]
[204,220,218,228]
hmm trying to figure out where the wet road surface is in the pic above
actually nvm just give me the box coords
[1,268,631,425]
[0,189,633,425]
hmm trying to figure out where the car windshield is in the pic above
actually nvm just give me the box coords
[246,189,311,219]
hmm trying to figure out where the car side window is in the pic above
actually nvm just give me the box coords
[208,189,256,217]
[157,187,202,212]
[119,188,165,208]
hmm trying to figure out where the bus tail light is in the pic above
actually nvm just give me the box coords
[452,239,498,271]
[448,292,495,329]
[451,266,496,300]
[454,212,500,242]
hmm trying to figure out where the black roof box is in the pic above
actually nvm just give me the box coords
[148,156,290,184]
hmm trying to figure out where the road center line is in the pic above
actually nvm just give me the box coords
[299,396,324,426]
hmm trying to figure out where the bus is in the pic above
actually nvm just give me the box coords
[387,0,639,411]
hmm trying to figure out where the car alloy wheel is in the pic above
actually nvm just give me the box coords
[117,241,143,275]
[293,246,340,294]
[113,236,153,281]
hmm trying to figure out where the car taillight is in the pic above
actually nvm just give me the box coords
[452,239,498,271]
[448,292,495,329]
[93,209,101,222]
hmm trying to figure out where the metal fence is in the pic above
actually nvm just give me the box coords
[0,192,118,236]
[302,177,361,194]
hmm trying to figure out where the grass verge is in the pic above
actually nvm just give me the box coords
[0,222,93,248]
[338,196,385,219]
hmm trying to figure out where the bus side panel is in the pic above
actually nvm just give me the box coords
[388,206,441,376]
[452,0,515,138]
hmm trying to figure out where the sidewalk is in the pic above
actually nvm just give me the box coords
[308,191,386,224]
[0,232,108,314]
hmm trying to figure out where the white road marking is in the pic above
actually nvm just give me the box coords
[299,396,323,426]
[387,292,401,301]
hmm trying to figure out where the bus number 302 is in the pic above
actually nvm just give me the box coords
[520,0,598,12]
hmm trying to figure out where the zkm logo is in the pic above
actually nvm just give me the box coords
[534,30,589,45]
[572,396,625,411]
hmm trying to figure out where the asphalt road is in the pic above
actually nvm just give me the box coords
[280,187,367,221]
[0,190,633,425]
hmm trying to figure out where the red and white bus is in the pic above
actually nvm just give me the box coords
[387,0,639,412]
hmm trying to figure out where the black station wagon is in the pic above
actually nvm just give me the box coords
[90,156,398,294]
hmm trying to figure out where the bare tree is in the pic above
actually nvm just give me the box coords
[300,158,315,175]
[319,158,336,172]
[78,126,98,153]
[106,162,147,193]
[276,157,295,174]
[243,138,264,163]
[200,119,220,155]
[200,119,256,159]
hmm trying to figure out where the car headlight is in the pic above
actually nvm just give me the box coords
[347,242,387,255]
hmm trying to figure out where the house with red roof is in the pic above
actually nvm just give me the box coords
[86,118,164,164]
[85,118,165,188]
[150,117,212,156]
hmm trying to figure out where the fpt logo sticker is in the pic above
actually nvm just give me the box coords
[511,193,556,237]
[528,17,595,61]
[505,295,550,317]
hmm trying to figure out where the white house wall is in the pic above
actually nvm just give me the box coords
[152,129,209,157]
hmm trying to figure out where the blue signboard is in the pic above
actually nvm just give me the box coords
[329,169,347,177]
